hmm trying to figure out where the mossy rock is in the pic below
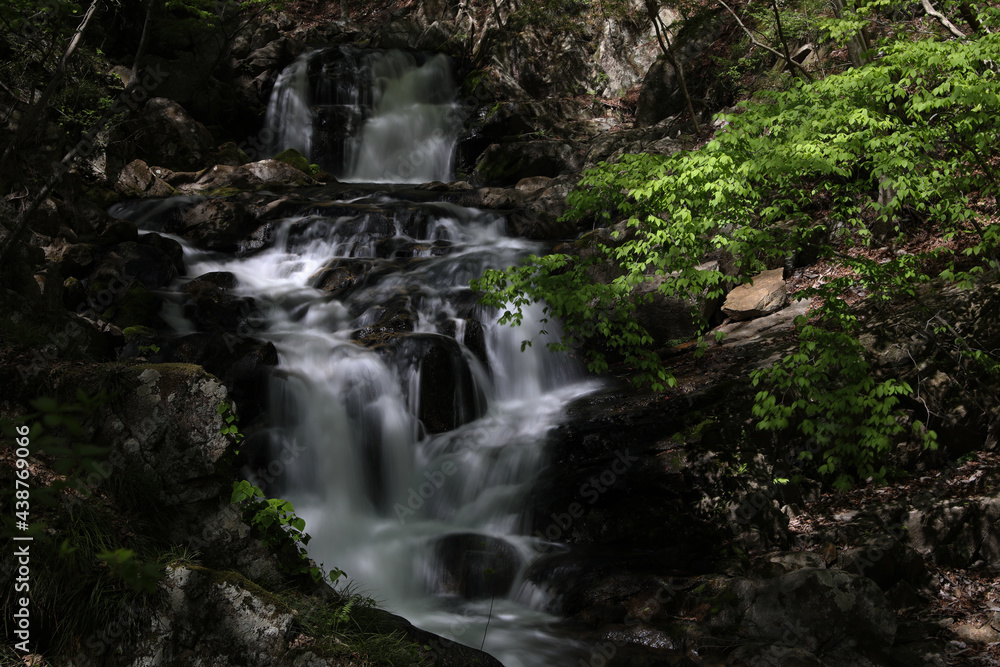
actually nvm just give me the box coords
[210,141,251,167]
[122,325,157,342]
[110,283,161,329]
[274,148,312,175]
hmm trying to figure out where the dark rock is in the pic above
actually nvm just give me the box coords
[166,199,258,252]
[722,568,897,661]
[168,332,278,421]
[473,141,582,186]
[115,159,176,198]
[174,159,316,195]
[58,244,96,279]
[364,333,485,434]
[181,272,260,333]
[433,533,522,598]
[134,98,217,172]
[97,364,233,505]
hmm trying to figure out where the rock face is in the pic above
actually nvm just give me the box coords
[131,566,295,667]
[722,268,788,321]
[135,98,217,171]
[473,141,582,186]
[725,568,897,663]
[98,364,233,506]
[634,11,727,127]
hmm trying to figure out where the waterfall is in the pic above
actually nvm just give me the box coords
[266,48,463,183]
[170,48,599,666]
[264,51,313,159]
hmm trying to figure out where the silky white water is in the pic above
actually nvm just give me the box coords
[266,47,462,183]
[146,50,601,665]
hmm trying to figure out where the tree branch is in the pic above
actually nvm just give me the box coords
[718,0,814,81]
[921,0,967,39]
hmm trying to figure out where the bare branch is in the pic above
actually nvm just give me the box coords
[921,0,967,39]
[718,0,814,81]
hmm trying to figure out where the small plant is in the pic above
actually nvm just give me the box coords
[218,401,244,453]
[231,480,344,585]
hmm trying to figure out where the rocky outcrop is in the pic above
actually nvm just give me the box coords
[97,363,232,505]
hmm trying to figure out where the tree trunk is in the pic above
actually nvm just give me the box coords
[131,0,159,83]
[645,0,702,136]
[829,0,871,68]
[0,0,101,165]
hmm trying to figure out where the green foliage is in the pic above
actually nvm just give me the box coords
[217,401,244,452]
[231,480,344,585]
[285,587,428,665]
[476,32,1000,487]
[0,392,175,655]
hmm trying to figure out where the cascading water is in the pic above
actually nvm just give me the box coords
[162,50,599,665]
[264,51,313,159]
[265,47,462,183]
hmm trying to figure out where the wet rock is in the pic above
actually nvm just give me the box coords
[433,533,522,598]
[367,333,485,434]
[311,258,375,298]
[351,296,417,340]
[721,268,788,321]
[181,272,260,333]
[166,198,259,252]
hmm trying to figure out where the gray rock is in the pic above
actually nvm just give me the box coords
[99,364,233,506]
[130,566,295,667]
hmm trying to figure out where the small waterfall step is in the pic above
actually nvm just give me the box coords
[266,46,462,183]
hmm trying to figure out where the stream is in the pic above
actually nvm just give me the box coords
[126,47,600,666]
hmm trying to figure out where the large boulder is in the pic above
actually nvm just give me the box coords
[115,159,176,198]
[634,11,726,127]
[130,566,294,667]
[97,364,233,506]
[723,568,897,664]
[166,198,259,252]
[173,159,317,195]
[721,268,788,321]
[433,533,523,599]
[134,98,216,172]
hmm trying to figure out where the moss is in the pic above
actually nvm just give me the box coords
[112,282,160,329]
[211,141,251,166]
[190,565,293,612]
[206,186,242,198]
[274,148,312,175]
[122,325,157,341]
